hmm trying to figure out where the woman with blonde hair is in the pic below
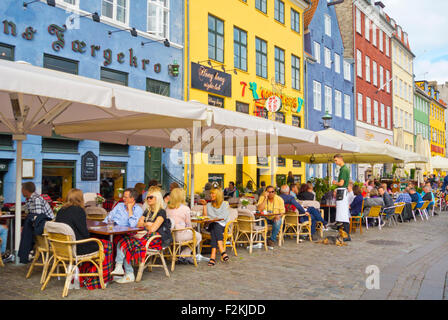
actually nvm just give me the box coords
[166,188,202,264]
[55,188,113,290]
[198,187,230,266]
[112,189,172,283]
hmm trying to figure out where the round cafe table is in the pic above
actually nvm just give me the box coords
[190,216,224,262]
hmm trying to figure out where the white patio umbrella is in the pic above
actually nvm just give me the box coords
[430,156,448,170]
[0,59,208,263]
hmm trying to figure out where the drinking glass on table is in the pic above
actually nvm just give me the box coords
[107,216,114,231]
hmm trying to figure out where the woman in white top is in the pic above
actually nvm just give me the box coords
[166,188,202,264]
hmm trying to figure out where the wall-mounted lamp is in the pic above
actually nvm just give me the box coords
[322,111,333,129]
[108,27,138,37]
[141,38,170,47]
[23,0,55,8]
[71,12,101,23]
[197,60,213,67]
[168,60,180,77]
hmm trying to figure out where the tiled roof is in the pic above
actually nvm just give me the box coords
[304,0,319,30]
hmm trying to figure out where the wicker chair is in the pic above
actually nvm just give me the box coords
[26,233,52,284]
[85,206,108,221]
[394,202,406,223]
[169,227,198,272]
[282,212,303,244]
[235,209,268,254]
[135,234,170,282]
[0,238,3,267]
[199,208,238,256]
[350,200,364,234]
[41,222,105,298]
[410,202,418,221]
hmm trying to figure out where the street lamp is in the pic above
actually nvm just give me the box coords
[322,111,333,129]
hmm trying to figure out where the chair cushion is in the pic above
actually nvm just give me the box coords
[254,225,266,232]
[76,251,100,260]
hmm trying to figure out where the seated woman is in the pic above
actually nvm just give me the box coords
[166,188,202,264]
[198,187,230,266]
[111,189,172,283]
[55,188,113,290]
[362,188,384,218]
[349,185,364,217]
[297,183,315,201]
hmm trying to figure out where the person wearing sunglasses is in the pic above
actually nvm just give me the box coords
[112,190,172,283]
[256,186,285,247]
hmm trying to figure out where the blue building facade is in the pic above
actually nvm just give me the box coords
[303,0,356,181]
[0,0,184,202]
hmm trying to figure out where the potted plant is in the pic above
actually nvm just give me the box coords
[240,198,250,209]
[95,193,105,207]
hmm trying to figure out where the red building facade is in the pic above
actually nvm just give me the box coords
[354,1,394,139]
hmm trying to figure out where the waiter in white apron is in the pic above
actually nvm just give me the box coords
[332,154,351,241]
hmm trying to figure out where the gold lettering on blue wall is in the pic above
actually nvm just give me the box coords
[103,49,112,66]
[129,48,138,67]
[48,24,66,52]
[22,27,36,40]
[72,40,86,53]
[91,45,101,57]
[2,20,17,36]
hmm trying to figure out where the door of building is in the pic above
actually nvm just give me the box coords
[42,160,75,201]
[100,162,127,201]
[145,147,162,186]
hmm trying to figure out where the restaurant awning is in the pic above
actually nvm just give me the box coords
[285,128,428,164]
[430,156,448,170]
[0,59,208,262]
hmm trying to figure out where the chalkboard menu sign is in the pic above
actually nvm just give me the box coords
[81,151,98,181]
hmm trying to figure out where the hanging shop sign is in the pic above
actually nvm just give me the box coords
[81,151,98,181]
[1,19,172,73]
[191,62,232,97]
[208,94,224,108]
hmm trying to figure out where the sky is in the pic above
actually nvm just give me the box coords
[383,0,448,85]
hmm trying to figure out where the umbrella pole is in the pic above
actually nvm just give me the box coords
[190,151,195,208]
[13,136,24,265]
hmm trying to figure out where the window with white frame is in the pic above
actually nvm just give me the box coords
[365,17,370,41]
[334,53,340,74]
[394,106,398,126]
[357,50,362,78]
[325,47,331,69]
[394,76,397,95]
[335,90,342,117]
[356,8,361,34]
[365,55,370,82]
[380,103,385,127]
[314,42,321,64]
[344,61,351,81]
[386,70,390,93]
[344,94,351,120]
[59,0,78,6]
[102,0,128,25]
[399,79,403,98]
[372,24,377,46]
[324,14,331,37]
[313,81,322,111]
[387,106,391,129]
[372,61,377,86]
[385,36,390,56]
[400,109,404,128]
[379,65,384,89]
[147,0,170,39]
[357,93,363,121]
[379,30,383,52]
[373,100,379,125]
[325,86,332,114]
[366,97,371,123]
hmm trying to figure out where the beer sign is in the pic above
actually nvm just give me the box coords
[264,95,282,112]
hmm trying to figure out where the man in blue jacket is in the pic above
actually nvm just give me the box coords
[409,188,424,209]
[279,185,327,241]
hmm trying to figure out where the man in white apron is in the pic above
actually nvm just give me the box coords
[332,154,351,241]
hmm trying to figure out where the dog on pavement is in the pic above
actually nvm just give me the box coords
[315,227,348,246]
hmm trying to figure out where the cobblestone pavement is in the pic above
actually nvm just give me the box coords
[1,211,448,300]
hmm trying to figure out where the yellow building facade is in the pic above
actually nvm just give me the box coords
[184,0,309,193]
[417,81,447,157]
[391,28,415,153]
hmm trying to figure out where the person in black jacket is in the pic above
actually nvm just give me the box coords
[55,189,98,255]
